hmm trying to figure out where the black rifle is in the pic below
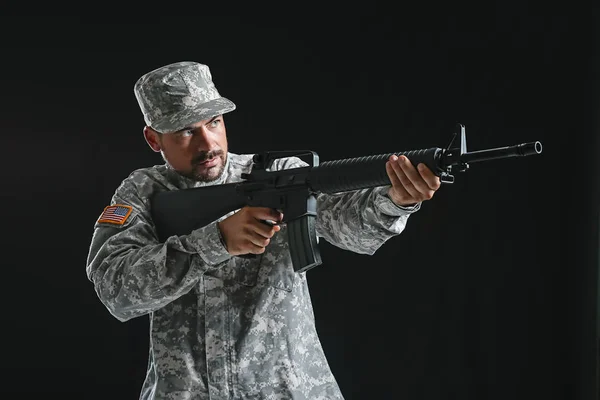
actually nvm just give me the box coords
[150,123,542,273]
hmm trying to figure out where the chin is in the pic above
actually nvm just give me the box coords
[194,163,225,182]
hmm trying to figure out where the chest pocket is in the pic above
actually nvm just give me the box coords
[224,224,295,292]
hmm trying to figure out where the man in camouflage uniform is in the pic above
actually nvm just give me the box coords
[86,61,441,400]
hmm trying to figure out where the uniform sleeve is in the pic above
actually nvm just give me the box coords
[86,187,232,322]
[272,156,421,256]
[314,186,420,255]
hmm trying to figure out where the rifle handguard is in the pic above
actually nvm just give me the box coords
[308,148,444,193]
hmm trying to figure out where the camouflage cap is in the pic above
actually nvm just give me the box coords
[134,61,236,134]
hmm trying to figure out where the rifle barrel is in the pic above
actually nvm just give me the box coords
[461,141,542,164]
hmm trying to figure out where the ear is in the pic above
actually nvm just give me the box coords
[143,126,162,152]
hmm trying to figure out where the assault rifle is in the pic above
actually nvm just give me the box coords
[150,123,542,273]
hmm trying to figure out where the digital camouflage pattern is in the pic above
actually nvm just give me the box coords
[86,153,421,400]
[134,62,236,134]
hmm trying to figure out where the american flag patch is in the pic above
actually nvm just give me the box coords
[97,204,133,225]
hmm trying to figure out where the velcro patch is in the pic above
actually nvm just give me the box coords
[97,204,133,225]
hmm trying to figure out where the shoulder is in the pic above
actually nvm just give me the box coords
[225,152,254,181]
[270,156,310,171]
[112,165,170,212]
[227,152,254,170]
[226,152,309,177]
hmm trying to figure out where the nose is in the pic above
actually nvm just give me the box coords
[193,127,217,151]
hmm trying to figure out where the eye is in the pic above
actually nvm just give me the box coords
[180,130,193,137]
[209,119,221,128]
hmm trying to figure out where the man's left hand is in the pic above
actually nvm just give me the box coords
[385,154,441,207]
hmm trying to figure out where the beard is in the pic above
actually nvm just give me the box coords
[162,149,227,182]
[188,149,227,182]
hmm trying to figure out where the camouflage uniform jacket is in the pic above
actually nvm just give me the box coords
[86,152,421,400]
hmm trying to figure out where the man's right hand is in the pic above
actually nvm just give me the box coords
[218,206,284,256]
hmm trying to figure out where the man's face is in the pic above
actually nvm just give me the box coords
[145,115,229,182]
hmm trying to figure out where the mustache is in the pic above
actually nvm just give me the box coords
[192,150,223,164]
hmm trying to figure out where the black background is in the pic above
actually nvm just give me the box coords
[1,10,598,400]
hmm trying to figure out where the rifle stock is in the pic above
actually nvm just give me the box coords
[150,123,543,273]
[151,183,246,241]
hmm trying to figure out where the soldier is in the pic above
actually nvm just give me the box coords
[86,61,441,399]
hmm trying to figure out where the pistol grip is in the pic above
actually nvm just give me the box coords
[238,219,282,260]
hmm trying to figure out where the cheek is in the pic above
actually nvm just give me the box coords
[161,147,192,167]
[217,134,228,150]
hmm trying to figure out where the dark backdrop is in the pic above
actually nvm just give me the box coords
[1,11,598,400]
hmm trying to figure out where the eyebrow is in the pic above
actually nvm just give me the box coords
[176,115,220,133]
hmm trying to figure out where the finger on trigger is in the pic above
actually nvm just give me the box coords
[273,210,283,223]
[263,208,283,224]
